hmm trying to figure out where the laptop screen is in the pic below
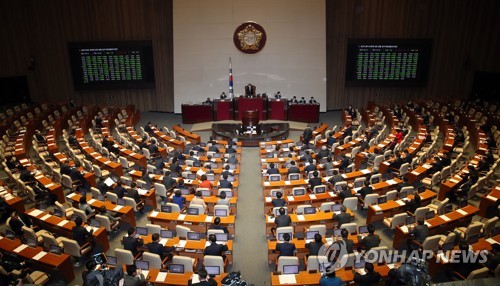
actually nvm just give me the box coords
[187,208,199,215]
[201,190,211,197]
[293,188,305,196]
[161,230,174,239]
[444,204,453,214]
[49,244,62,255]
[53,208,63,218]
[5,229,15,239]
[399,191,407,199]
[335,184,344,191]
[304,207,316,214]
[425,211,435,220]
[97,194,105,201]
[169,264,184,273]
[417,185,426,193]
[135,260,149,270]
[354,258,366,269]
[270,175,281,182]
[187,173,196,180]
[117,198,126,206]
[213,153,221,158]
[277,232,292,241]
[205,266,220,276]
[227,176,235,182]
[358,225,369,234]
[458,200,468,208]
[378,196,387,204]
[136,227,148,236]
[331,204,342,212]
[354,180,364,188]
[314,186,326,194]
[161,205,172,213]
[333,229,342,236]
[90,219,101,228]
[206,174,216,181]
[405,216,416,225]
[371,177,380,184]
[289,174,300,181]
[306,231,319,240]
[180,188,190,195]
[26,238,37,247]
[187,232,201,241]
[106,255,117,266]
[215,233,229,242]
[214,209,228,217]
[283,265,299,274]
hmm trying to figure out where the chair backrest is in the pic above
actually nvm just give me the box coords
[399,163,410,175]
[364,194,379,208]
[296,204,313,214]
[214,205,230,217]
[306,255,329,271]
[62,174,73,189]
[166,202,181,213]
[414,207,430,220]
[431,171,441,186]
[386,190,398,201]
[308,225,326,237]
[41,233,59,249]
[342,253,357,268]
[341,223,357,234]
[146,224,162,235]
[277,256,299,273]
[373,155,384,169]
[106,192,118,204]
[319,202,336,212]
[176,225,191,239]
[95,214,112,232]
[154,183,167,197]
[22,226,38,241]
[91,187,101,199]
[465,222,484,239]
[172,255,195,272]
[203,255,225,274]
[467,267,489,279]
[207,229,224,235]
[115,249,134,266]
[422,235,442,252]
[276,226,294,240]
[123,197,138,211]
[343,197,358,211]
[369,174,382,185]
[142,252,162,269]
[188,203,205,214]
[483,216,499,238]
[72,208,88,222]
[62,238,83,258]
[391,213,408,229]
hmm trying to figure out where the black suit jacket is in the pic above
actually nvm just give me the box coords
[354,271,381,286]
[358,186,373,199]
[360,234,381,250]
[147,241,172,260]
[309,177,323,190]
[219,180,232,189]
[188,279,217,286]
[305,241,324,256]
[272,198,286,207]
[209,224,229,234]
[303,128,313,143]
[288,167,300,174]
[126,188,141,203]
[72,225,93,246]
[123,236,144,256]
[343,238,354,253]
[275,215,291,228]
[339,189,354,200]
[204,243,228,256]
[276,242,296,256]
[410,225,429,243]
[333,213,352,228]
[113,186,126,199]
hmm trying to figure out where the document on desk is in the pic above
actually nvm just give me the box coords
[287,196,295,202]
[284,181,291,185]
[177,214,186,221]
[297,215,305,221]
[150,211,159,218]
[138,189,148,196]
[309,194,316,200]
[29,209,44,217]
[267,216,275,223]
[14,244,28,253]
[486,195,498,201]
[176,240,187,248]
[440,215,451,222]
[45,183,54,188]
[67,193,77,199]
[264,182,270,186]
[279,274,296,284]
[361,169,371,174]
[205,216,213,223]
[33,251,47,261]
[159,238,169,245]
[88,199,96,204]
[386,179,397,185]
[265,197,272,203]
[40,214,51,221]
[487,238,499,244]
[396,200,406,206]
[155,272,167,282]
[113,206,123,212]
[57,219,69,227]
[372,205,382,211]
[456,209,468,216]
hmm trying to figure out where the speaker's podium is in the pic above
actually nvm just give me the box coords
[213,99,233,121]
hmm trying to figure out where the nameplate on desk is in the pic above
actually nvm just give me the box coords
[40,214,51,221]
[297,215,305,221]
[361,169,371,174]
[372,205,382,211]
[176,240,187,248]
[264,182,270,186]
[287,196,294,202]
[486,195,498,201]
[88,199,96,204]
[486,238,498,244]
[439,215,451,222]
[424,222,432,227]
[103,161,111,164]
[449,178,461,184]
[265,197,272,203]
[411,171,419,176]
[35,175,44,180]
[129,152,136,157]
[205,216,213,223]
[67,193,77,199]
[95,156,102,160]
[113,206,123,211]
[178,214,186,220]
[386,179,397,185]
[57,219,69,227]
[155,272,167,282]
[150,211,159,218]
[309,194,316,200]
[279,274,297,284]
[33,251,47,261]
[456,209,468,216]
[29,209,43,217]
[13,244,28,253]
[328,192,335,197]
[284,181,291,185]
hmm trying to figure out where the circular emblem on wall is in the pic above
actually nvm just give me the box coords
[233,22,267,54]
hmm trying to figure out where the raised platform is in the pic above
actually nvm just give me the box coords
[212,123,289,147]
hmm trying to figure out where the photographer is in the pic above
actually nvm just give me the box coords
[83,260,104,286]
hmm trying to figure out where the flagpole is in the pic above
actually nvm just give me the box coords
[229,57,234,100]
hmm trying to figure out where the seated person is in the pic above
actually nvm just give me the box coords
[359,224,380,251]
[267,163,279,175]
[98,206,120,230]
[123,227,144,256]
[275,207,291,228]
[328,170,344,186]
[358,180,373,199]
[8,211,34,237]
[124,264,146,286]
[79,196,95,216]
[190,191,207,212]
[319,269,343,286]
[353,262,381,286]
[72,216,94,247]
[172,189,186,210]
[287,161,300,175]
[340,228,354,253]
[305,233,324,256]
[217,191,230,206]
[272,192,286,207]
[204,234,228,257]
[188,268,217,286]
[309,171,323,190]
[338,185,353,200]
[219,174,233,189]
[198,174,212,189]
[147,233,175,260]
[408,219,429,250]
[209,217,229,234]
[275,233,296,257]
[333,205,352,228]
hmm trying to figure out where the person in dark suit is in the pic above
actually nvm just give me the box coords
[123,264,146,286]
[354,262,381,286]
[309,171,323,190]
[19,169,36,184]
[162,170,177,193]
[338,185,353,200]
[226,153,238,165]
[188,268,217,286]
[204,234,228,257]
[275,233,296,257]
[144,122,154,135]
[341,228,354,253]
[60,161,72,176]
[317,146,330,159]
[408,219,429,249]
[126,183,142,204]
[272,192,286,207]
[113,181,126,199]
[305,233,324,256]
[8,211,34,236]
[275,207,291,228]
[304,158,317,174]
[123,227,144,256]
[209,217,229,234]
[343,124,353,139]
[328,170,345,186]
[148,139,160,157]
[405,194,421,214]
[287,161,300,175]
[389,153,405,171]
[333,205,352,228]
[225,145,237,154]
[266,163,280,175]
[338,155,350,173]
[147,233,175,260]
[302,127,313,145]
[72,216,94,246]
[358,180,374,199]
[359,224,380,251]
[326,133,337,147]
[219,174,233,189]
[96,179,111,195]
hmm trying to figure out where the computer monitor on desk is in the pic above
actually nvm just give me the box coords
[331,204,342,212]
[215,233,229,242]
[293,188,305,196]
[106,255,117,267]
[53,208,63,218]
[306,231,319,240]
[303,207,317,215]
[358,225,369,234]
[49,244,63,255]
[283,265,299,275]
[425,210,436,220]
[135,260,149,271]
[187,208,199,215]
[205,266,220,276]
[215,209,228,217]
[169,264,184,274]
[161,230,174,239]
[161,205,172,213]
[136,227,148,236]
[187,232,201,241]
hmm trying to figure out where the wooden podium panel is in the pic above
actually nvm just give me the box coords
[267,99,287,120]
[288,103,319,122]
[234,97,267,120]
[181,104,213,124]
[214,99,233,121]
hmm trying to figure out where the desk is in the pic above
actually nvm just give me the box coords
[173,125,201,144]
[25,208,110,252]
[214,99,233,121]
[478,186,500,217]
[153,129,185,151]
[288,104,319,123]
[34,173,65,203]
[180,194,238,215]
[66,193,136,227]
[265,211,354,235]
[393,205,479,249]
[141,235,233,265]
[147,211,236,236]
[268,99,288,120]
[52,152,97,188]
[76,130,123,177]
[264,192,339,214]
[270,266,390,285]
[146,269,224,285]
[181,104,213,124]
[366,190,436,224]
[0,236,75,283]
[0,184,25,213]
[234,97,267,120]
